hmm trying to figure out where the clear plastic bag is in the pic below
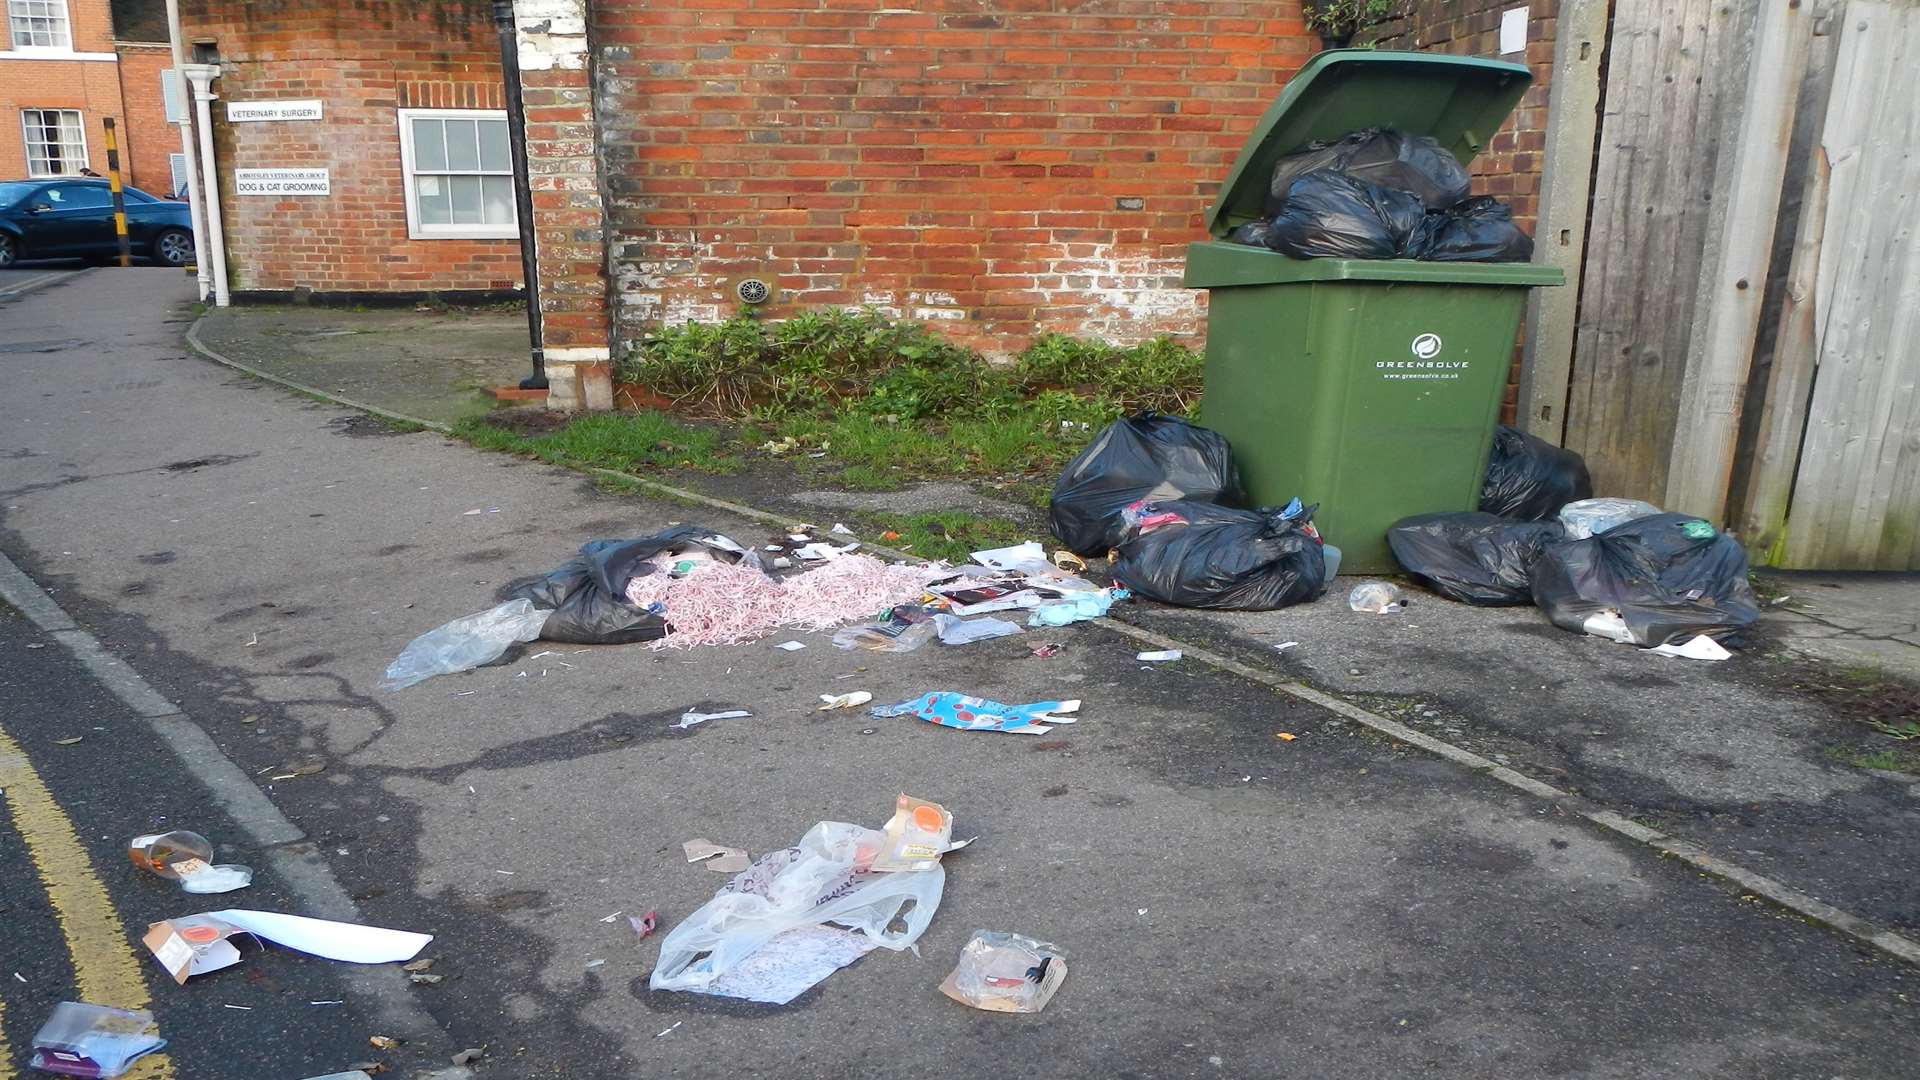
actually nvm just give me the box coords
[650,821,945,992]
[940,930,1068,1014]
[128,831,253,894]
[1347,582,1405,613]
[1557,497,1663,540]
[380,599,551,690]
[29,1002,167,1078]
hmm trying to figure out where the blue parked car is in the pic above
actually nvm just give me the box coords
[0,178,194,268]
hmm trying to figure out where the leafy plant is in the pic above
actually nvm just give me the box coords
[1301,0,1399,45]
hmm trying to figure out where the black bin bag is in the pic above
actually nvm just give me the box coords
[1264,128,1472,215]
[1387,511,1565,606]
[1110,500,1327,610]
[506,526,766,645]
[1408,196,1534,263]
[1479,425,1593,520]
[1265,170,1425,261]
[1528,513,1760,646]
[1049,413,1243,557]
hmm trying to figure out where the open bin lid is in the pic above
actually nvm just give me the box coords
[1206,50,1533,238]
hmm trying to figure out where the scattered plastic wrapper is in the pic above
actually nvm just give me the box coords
[29,1002,166,1079]
[684,839,751,873]
[932,614,1024,646]
[141,910,432,984]
[1347,582,1405,614]
[1030,642,1064,659]
[650,800,964,995]
[129,831,252,895]
[832,604,940,653]
[939,931,1068,1014]
[380,599,550,690]
[1027,589,1128,628]
[971,542,1047,571]
[1645,635,1732,661]
[1135,650,1181,662]
[673,709,750,731]
[818,691,873,711]
[872,692,1080,736]
[872,794,971,872]
[774,640,807,651]
[1558,497,1663,541]
[629,912,657,939]
[698,925,877,1006]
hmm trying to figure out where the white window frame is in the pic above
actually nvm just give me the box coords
[7,0,73,51]
[396,107,517,241]
[20,107,86,177]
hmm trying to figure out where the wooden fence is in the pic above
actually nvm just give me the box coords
[1527,0,1919,569]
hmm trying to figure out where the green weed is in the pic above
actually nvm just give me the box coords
[454,411,743,475]
[856,510,1031,564]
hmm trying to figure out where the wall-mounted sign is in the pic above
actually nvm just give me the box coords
[235,168,330,196]
[226,99,323,122]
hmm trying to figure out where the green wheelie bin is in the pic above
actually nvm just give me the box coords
[1184,50,1563,575]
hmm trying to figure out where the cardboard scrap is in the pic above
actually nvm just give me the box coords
[682,839,751,874]
[141,910,432,984]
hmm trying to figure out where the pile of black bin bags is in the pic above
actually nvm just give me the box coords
[1388,428,1759,647]
[1227,128,1534,263]
[1048,413,1328,610]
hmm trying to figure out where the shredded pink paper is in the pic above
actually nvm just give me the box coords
[625,554,940,649]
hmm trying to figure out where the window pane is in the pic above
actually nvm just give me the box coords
[444,119,479,171]
[22,108,84,176]
[410,118,446,172]
[481,175,515,225]
[56,184,109,209]
[478,119,511,172]
[448,175,483,224]
[416,175,450,225]
[8,0,71,48]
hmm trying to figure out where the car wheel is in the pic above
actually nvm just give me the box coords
[0,233,16,268]
[153,228,193,268]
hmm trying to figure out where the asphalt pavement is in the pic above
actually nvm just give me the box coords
[2,269,1918,1078]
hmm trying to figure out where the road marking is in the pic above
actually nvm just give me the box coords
[0,722,175,1080]
[0,269,79,301]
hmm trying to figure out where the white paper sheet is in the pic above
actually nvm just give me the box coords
[202,910,433,964]
[1500,6,1529,54]
[1645,635,1731,661]
[970,542,1046,571]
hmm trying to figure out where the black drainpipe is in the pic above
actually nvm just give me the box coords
[494,0,547,390]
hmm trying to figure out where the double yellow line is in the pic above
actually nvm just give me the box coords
[0,721,173,1079]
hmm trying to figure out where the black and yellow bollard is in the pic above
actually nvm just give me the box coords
[102,117,132,268]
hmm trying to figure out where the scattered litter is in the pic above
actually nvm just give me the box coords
[831,523,855,536]
[700,925,877,1005]
[26,642,45,649]
[221,1004,252,1011]
[1135,650,1181,662]
[1347,582,1405,614]
[1645,635,1733,661]
[627,548,940,650]
[970,541,1047,571]
[873,795,972,873]
[1030,642,1065,659]
[408,972,443,985]
[450,1049,485,1066]
[673,708,751,731]
[368,1036,400,1051]
[816,691,873,711]
[401,958,434,972]
[141,910,432,984]
[53,736,83,746]
[629,912,657,939]
[380,599,550,690]
[872,693,1080,736]
[932,614,1024,646]
[29,1003,166,1079]
[298,1073,371,1080]
[584,959,606,971]
[1137,908,1148,916]
[1276,732,1298,742]
[307,1001,344,1007]
[651,799,958,997]
[13,972,24,983]
[940,931,1068,1014]
[599,912,622,924]
[451,690,476,697]
[129,831,253,895]
[1558,497,1663,540]
[1052,550,1088,572]
[1275,641,1299,651]
[880,531,902,541]
[683,839,751,874]
[1027,589,1128,627]
[774,640,807,651]
[655,1021,682,1038]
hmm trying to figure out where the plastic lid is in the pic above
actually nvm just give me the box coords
[1206,50,1533,237]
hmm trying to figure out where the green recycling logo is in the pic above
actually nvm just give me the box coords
[1410,333,1443,360]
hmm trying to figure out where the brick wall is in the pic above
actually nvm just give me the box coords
[1,0,129,180]
[591,0,1317,357]
[113,44,174,194]
[178,0,522,294]
[1369,0,1558,423]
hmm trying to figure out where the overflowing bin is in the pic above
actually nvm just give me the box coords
[1184,50,1563,574]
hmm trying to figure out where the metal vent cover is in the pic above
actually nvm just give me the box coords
[735,277,772,305]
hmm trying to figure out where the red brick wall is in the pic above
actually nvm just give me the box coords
[177,0,522,294]
[113,44,175,194]
[1,0,129,180]
[1369,0,1557,423]
[592,0,1317,356]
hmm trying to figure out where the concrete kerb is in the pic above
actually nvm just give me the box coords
[184,319,454,434]
[180,315,1920,970]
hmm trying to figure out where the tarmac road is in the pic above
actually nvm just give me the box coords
[1,270,1916,1078]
